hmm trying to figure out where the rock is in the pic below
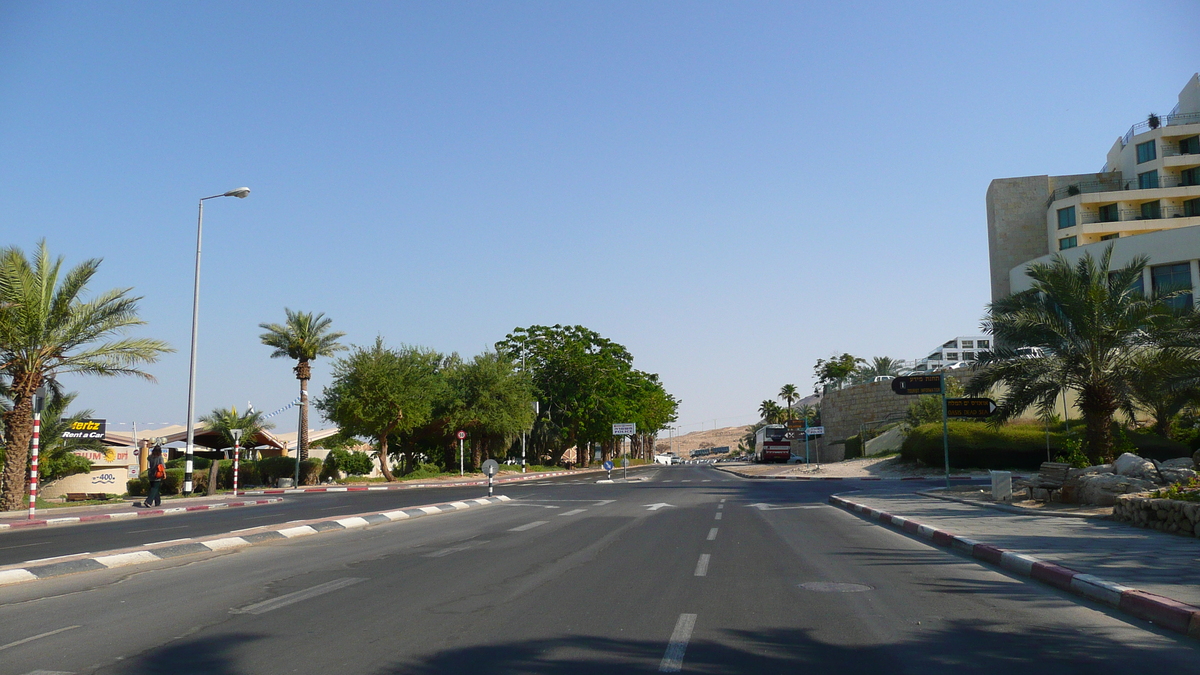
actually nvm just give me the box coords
[1075,473,1157,506]
[1194,449,1200,467]
[1113,453,1156,479]
[1162,457,1196,470]
[1160,468,1197,484]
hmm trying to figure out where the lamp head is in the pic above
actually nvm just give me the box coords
[224,187,251,199]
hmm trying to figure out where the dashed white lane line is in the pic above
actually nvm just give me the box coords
[717,504,724,510]
[714,512,722,520]
[659,613,698,672]
[702,480,711,482]
[558,509,587,517]
[233,578,365,615]
[509,521,549,532]
[694,554,710,577]
[707,528,718,541]
[0,625,80,652]
[719,498,726,503]
[681,480,692,483]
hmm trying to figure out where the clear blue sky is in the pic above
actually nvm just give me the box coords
[2,1,1196,436]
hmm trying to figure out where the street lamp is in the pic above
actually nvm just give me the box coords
[183,188,250,496]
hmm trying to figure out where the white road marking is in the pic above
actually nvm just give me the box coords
[506,503,561,509]
[714,512,722,520]
[425,541,488,558]
[20,670,74,675]
[0,541,48,551]
[233,578,365,615]
[558,509,587,517]
[719,498,726,503]
[659,613,697,672]
[0,625,80,652]
[702,480,711,482]
[694,554,710,577]
[662,480,673,483]
[707,528,718,541]
[681,480,692,483]
[717,504,723,510]
[509,521,549,532]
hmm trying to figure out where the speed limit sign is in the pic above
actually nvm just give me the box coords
[456,430,466,440]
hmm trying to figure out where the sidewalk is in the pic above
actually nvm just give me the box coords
[830,491,1200,638]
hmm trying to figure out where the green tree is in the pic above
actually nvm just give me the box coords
[906,377,965,426]
[444,351,535,469]
[778,384,799,419]
[197,406,276,457]
[1121,348,1200,438]
[259,309,346,463]
[796,403,820,424]
[315,338,444,481]
[967,246,1174,462]
[0,387,97,483]
[758,400,783,424]
[852,356,903,384]
[813,353,865,394]
[0,242,172,510]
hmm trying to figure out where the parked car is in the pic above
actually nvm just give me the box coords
[871,375,895,382]
[944,361,972,370]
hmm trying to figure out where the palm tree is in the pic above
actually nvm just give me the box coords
[852,356,903,384]
[198,406,276,458]
[967,246,1174,463]
[758,400,783,424]
[778,384,798,420]
[0,241,172,510]
[259,309,346,463]
[796,403,819,425]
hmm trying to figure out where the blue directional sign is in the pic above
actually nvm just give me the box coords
[603,460,614,471]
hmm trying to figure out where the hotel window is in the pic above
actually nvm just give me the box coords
[961,341,973,349]
[1141,201,1161,219]
[1181,136,1200,155]
[977,340,990,349]
[1057,206,1076,229]
[1098,204,1119,222]
[1182,167,1200,187]
[1185,198,1200,217]
[1152,263,1194,311]
[1137,140,1157,163]
[1138,170,1159,189]
[1100,233,1120,241]
[1059,236,1077,250]
[945,353,958,361]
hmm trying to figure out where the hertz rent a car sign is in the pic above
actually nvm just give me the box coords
[62,418,107,440]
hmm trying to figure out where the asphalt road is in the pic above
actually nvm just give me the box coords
[0,465,1194,674]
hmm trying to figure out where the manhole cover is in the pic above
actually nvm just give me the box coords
[798,582,873,593]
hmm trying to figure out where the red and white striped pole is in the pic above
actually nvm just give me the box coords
[29,411,40,520]
[232,438,240,496]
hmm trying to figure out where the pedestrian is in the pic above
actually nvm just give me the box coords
[141,446,165,508]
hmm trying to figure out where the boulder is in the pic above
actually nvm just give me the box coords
[1074,473,1156,506]
[1194,449,1200,468]
[1160,467,1197,484]
[1162,457,1196,470]
[1112,452,1156,479]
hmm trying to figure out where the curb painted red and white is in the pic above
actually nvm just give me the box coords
[713,466,988,482]
[0,498,283,531]
[0,495,510,588]
[240,466,628,496]
[828,494,1200,640]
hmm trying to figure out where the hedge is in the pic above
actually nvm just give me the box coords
[901,422,1068,470]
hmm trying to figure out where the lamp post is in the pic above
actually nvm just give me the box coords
[184,188,250,496]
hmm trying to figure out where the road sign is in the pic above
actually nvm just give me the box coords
[603,460,614,471]
[784,431,800,439]
[785,419,805,430]
[481,459,499,476]
[612,423,636,436]
[805,426,825,436]
[946,398,998,418]
[456,430,467,440]
[891,375,943,395]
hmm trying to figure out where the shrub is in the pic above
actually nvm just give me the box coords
[257,456,298,485]
[166,456,212,470]
[901,421,1066,470]
[300,458,323,485]
[1054,437,1090,468]
[127,468,185,497]
[215,460,261,489]
[399,463,447,481]
[324,449,375,478]
[844,435,863,460]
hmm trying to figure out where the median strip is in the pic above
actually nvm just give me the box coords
[0,496,511,588]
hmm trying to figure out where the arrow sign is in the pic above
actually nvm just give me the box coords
[643,503,675,511]
[891,375,943,395]
[748,503,827,511]
[945,397,998,418]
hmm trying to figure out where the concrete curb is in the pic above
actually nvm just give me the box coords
[0,495,511,588]
[240,466,633,496]
[828,494,1200,640]
[0,498,284,531]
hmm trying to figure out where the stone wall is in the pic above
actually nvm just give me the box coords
[1113,494,1200,538]
[821,375,973,455]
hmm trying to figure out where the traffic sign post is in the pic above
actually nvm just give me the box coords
[231,428,243,497]
[891,373,951,487]
[457,430,467,477]
[482,459,499,497]
[603,459,614,480]
[613,423,635,479]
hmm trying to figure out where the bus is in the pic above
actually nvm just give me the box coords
[753,425,792,463]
